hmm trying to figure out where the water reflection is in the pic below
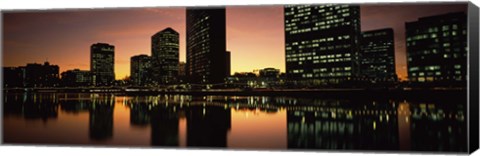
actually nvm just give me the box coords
[3,92,467,152]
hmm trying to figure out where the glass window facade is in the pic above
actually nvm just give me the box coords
[284,4,361,85]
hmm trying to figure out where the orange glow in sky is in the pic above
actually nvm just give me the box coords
[3,4,467,80]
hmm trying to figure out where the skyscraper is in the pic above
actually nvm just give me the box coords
[405,12,467,83]
[90,43,115,86]
[130,54,152,86]
[151,28,179,84]
[186,8,228,84]
[284,4,361,85]
[361,28,397,82]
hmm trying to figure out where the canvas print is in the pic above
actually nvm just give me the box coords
[1,2,478,154]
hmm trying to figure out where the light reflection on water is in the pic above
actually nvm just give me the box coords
[3,93,467,152]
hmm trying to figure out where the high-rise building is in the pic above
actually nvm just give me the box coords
[130,54,152,86]
[405,12,467,83]
[24,61,60,87]
[284,4,361,85]
[61,69,92,87]
[361,28,397,82]
[90,43,115,86]
[151,28,179,84]
[186,8,228,84]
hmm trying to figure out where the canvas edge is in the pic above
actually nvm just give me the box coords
[468,1,480,154]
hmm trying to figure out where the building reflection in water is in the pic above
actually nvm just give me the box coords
[150,104,180,146]
[89,94,115,141]
[286,98,399,150]
[186,105,231,147]
[4,93,59,122]
[2,93,467,152]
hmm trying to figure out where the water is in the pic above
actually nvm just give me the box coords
[2,92,467,152]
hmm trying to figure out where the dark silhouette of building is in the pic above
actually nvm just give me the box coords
[225,51,231,77]
[60,69,92,87]
[24,61,60,88]
[178,61,186,83]
[3,67,25,88]
[361,28,397,82]
[90,43,115,86]
[405,12,467,84]
[284,4,361,85]
[186,8,228,84]
[130,54,152,86]
[151,28,179,84]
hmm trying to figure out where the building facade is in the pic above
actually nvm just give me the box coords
[284,4,362,85]
[405,12,467,83]
[361,28,397,82]
[3,67,25,88]
[186,8,228,84]
[61,69,92,87]
[90,43,115,86]
[24,61,60,87]
[130,54,152,86]
[151,28,179,84]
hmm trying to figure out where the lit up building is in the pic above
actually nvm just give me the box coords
[284,4,361,85]
[130,54,152,86]
[61,69,92,87]
[90,43,115,86]
[361,28,397,82]
[151,28,179,84]
[186,8,228,84]
[405,12,467,83]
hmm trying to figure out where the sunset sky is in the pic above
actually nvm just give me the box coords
[2,3,467,80]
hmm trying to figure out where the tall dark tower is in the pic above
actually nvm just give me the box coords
[151,28,179,85]
[90,43,115,86]
[186,8,227,84]
[284,4,361,85]
[361,28,397,82]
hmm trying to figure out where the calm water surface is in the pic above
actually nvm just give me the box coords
[3,92,467,152]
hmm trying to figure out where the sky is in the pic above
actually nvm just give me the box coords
[2,3,467,80]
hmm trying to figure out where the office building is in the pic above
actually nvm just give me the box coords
[130,54,152,86]
[284,4,361,85]
[151,28,179,84]
[186,8,228,84]
[61,69,92,87]
[405,12,467,83]
[361,28,397,82]
[90,43,115,86]
[24,61,60,87]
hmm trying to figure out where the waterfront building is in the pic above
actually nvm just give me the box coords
[61,69,92,87]
[406,12,467,83]
[130,54,152,86]
[151,28,179,84]
[186,8,228,84]
[284,4,361,85]
[361,28,397,82]
[3,67,25,88]
[24,61,60,87]
[90,43,115,86]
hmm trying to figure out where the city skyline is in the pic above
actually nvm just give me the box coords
[3,4,467,80]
